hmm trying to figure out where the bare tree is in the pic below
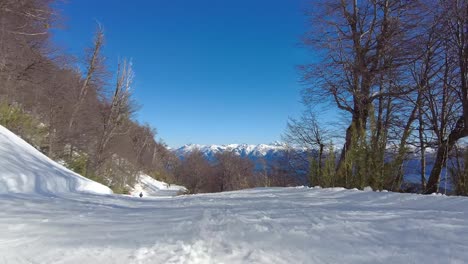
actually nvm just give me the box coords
[68,25,106,132]
[283,109,329,186]
[90,59,135,176]
[0,0,55,102]
[130,123,156,175]
[389,13,443,191]
[214,152,255,192]
[302,0,427,175]
[424,0,468,193]
[177,150,214,193]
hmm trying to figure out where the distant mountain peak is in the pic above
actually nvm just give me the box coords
[174,142,296,160]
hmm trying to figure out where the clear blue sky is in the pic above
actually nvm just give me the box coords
[52,0,312,147]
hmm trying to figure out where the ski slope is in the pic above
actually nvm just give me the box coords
[2,188,468,263]
[129,174,186,197]
[1,125,468,263]
[0,125,111,195]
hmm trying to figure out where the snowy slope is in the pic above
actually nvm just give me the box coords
[0,125,111,195]
[2,187,468,263]
[2,125,468,263]
[129,174,186,197]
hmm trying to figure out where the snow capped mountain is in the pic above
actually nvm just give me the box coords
[175,142,304,161]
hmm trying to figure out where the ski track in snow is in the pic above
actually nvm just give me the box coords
[1,187,468,264]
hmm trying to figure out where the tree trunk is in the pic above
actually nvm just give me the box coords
[424,142,448,194]
[424,117,468,194]
[318,143,324,176]
[337,104,369,176]
[418,104,426,191]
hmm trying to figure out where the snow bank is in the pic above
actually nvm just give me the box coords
[0,125,112,195]
[130,174,186,197]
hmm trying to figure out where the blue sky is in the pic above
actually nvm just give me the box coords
[52,0,312,147]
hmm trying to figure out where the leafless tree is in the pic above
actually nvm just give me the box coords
[213,152,255,191]
[176,150,214,193]
[302,0,427,174]
[68,25,106,132]
[90,59,135,176]
[423,0,468,193]
[283,109,328,180]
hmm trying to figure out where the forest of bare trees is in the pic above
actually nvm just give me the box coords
[0,0,181,193]
[284,0,468,195]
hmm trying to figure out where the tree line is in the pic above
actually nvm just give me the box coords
[285,0,468,195]
[0,0,180,193]
[176,149,306,193]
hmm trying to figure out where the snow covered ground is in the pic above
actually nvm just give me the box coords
[2,188,468,263]
[2,125,468,263]
[129,174,186,197]
[0,125,111,195]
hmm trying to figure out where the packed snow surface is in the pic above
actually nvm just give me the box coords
[129,174,186,197]
[2,187,468,263]
[2,125,468,263]
[0,125,111,195]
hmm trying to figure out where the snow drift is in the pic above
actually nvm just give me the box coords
[0,125,112,195]
[130,174,186,197]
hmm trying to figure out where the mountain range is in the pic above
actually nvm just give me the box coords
[174,142,306,162]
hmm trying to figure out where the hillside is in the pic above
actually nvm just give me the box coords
[0,125,111,195]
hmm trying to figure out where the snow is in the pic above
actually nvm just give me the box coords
[2,187,468,263]
[129,174,187,197]
[175,143,296,159]
[2,125,468,263]
[0,125,112,195]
